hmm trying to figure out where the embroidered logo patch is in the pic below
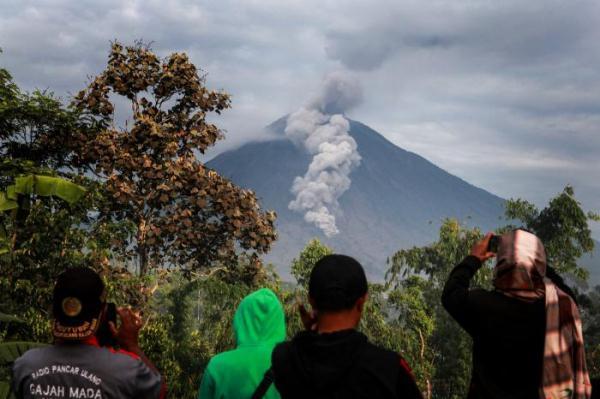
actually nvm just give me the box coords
[62,297,82,317]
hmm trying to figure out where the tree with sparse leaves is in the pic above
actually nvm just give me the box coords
[73,42,277,276]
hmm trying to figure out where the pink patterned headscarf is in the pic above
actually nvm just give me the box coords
[494,230,591,399]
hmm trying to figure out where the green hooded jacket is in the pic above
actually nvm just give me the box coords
[198,288,285,399]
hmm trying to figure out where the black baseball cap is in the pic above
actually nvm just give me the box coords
[308,254,368,311]
[52,267,106,340]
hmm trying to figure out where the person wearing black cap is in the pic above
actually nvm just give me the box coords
[265,254,422,399]
[11,267,166,399]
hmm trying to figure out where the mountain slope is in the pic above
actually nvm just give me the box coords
[208,118,506,279]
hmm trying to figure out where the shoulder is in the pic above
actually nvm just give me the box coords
[103,346,141,362]
[205,348,240,371]
[357,343,419,388]
[14,345,51,363]
[273,340,291,355]
[466,288,506,310]
[359,341,399,365]
[12,346,52,376]
[70,344,149,376]
[355,340,403,379]
[271,341,294,377]
[272,338,299,368]
[273,336,299,359]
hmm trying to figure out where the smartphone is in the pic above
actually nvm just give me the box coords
[487,235,500,253]
[97,302,118,347]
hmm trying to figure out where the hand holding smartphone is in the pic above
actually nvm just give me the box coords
[470,232,497,262]
[487,235,500,253]
[296,295,317,331]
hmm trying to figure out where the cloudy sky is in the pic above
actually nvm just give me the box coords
[1,0,599,237]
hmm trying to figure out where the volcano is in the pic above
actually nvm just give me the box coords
[207,117,509,279]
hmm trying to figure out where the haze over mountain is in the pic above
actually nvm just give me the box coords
[208,117,511,279]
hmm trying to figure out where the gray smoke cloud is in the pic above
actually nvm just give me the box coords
[285,72,363,236]
[309,70,364,114]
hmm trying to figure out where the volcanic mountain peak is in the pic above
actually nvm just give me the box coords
[208,117,506,279]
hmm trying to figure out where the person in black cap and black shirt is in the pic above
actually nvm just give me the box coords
[268,254,422,399]
[11,267,166,399]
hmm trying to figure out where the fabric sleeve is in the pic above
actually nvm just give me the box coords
[198,365,216,399]
[441,255,483,335]
[396,356,423,399]
[130,360,162,399]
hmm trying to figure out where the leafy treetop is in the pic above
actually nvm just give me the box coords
[72,42,277,275]
[505,185,600,280]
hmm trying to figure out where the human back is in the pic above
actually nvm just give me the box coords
[273,329,417,398]
[271,254,422,399]
[442,230,592,399]
[199,288,285,399]
[13,340,159,398]
[11,267,164,399]
[465,288,546,397]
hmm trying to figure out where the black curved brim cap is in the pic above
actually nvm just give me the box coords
[52,267,105,340]
[309,254,368,311]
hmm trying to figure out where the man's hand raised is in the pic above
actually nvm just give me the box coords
[470,232,496,263]
[109,307,143,352]
[298,303,317,331]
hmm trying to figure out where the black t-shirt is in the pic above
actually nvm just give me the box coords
[12,340,161,399]
[272,329,423,399]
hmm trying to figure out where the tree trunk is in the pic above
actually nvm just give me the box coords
[138,244,148,277]
[137,218,149,276]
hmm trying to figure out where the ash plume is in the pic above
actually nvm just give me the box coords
[285,71,363,237]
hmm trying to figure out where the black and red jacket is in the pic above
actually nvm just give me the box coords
[271,329,423,399]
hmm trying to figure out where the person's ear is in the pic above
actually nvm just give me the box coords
[355,294,368,313]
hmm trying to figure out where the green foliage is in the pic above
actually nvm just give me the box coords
[0,76,106,329]
[0,314,21,325]
[284,238,334,336]
[0,179,105,322]
[135,255,275,398]
[1,175,86,208]
[0,342,48,364]
[139,315,182,395]
[505,185,599,279]
[579,286,600,378]
[384,186,598,398]
[0,311,48,399]
[291,238,333,290]
[387,219,489,398]
[385,276,435,395]
[0,381,14,399]
[0,67,82,170]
